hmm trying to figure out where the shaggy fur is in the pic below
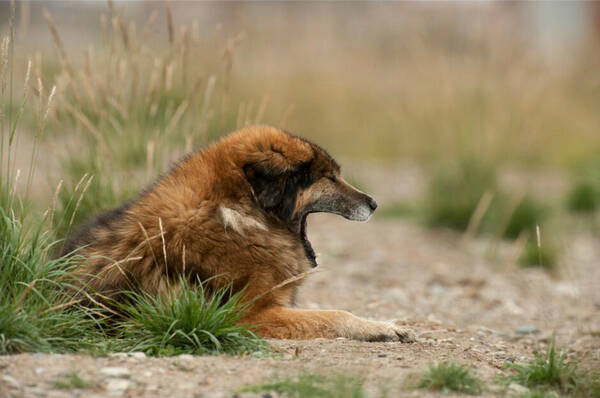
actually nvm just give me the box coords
[63,126,413,342]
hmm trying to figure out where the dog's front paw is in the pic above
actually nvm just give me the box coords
[355,321,415,343]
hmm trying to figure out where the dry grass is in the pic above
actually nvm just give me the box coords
[7,2,600,170]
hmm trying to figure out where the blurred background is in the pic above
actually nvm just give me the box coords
[2,0,600,270]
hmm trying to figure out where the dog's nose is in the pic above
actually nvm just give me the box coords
[368,198,378,211]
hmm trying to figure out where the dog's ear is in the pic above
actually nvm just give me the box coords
[243,139,314,210]
[244,151,296,209]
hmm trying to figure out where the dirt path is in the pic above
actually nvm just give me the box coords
[2,213,599,398]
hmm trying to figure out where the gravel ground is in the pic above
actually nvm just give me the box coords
[2,168,599,398]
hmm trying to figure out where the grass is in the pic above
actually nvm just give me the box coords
[0,214,100,354]
[240,373,368,398]
[501,342,600,397]
[505,344,576,393]
[53,372,91,389]
[113,278,267,356]
[37,5,244,240]
[502,195,547,240]
[51,159,132,240]
[519,238,558,270]
[417,361,483,395]
[420,156,552,241]
[0,7,102,354]
[567,180,599,214]
[423,155,497,232]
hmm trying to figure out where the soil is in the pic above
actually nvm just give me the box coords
[1,167,599,398]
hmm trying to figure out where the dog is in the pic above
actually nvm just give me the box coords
[63,125,413,342]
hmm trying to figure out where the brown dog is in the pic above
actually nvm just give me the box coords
[63,126,412,342]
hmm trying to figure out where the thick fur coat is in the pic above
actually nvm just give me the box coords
[63,126,412,342]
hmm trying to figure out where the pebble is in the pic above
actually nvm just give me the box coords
[106,378,132,395]
[129,352,146,359]
[507,382,530,394]
[515,325,539,335]
[177,354,195,361]
[1,375,20,389]
[100,367,131,378]
[108,353,128,359]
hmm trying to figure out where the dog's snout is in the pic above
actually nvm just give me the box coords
[368,197,378,211]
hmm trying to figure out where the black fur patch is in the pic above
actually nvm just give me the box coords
[244,161,314,226]
[60,202,131,257]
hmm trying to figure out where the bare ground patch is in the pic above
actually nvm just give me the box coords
[2,216,599,397]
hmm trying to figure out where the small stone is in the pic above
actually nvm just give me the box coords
[177,354,194,361]
[106,378,131,395]
[515,325,539,335]
[508,382,529,394]
[100,367,131,378]
[129,352,146,359]
[34,367,46,374]
[1,375,20,389]
[108,353,128,359]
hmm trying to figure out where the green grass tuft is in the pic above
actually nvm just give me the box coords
[504,343,600,397]
[502,195,547,240]
[113,278,267,356]
[423,156,497,231]
[504,343,575,393]
[418,362,483,395]
[567,181,599,214]
[53,372,91,390]
[519,239,558,270]
[0,206,104,354]
[240,373,367,398]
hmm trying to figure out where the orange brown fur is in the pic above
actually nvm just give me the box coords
[63,126,413,342]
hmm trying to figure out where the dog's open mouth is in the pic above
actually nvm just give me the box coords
[300,213,317,267]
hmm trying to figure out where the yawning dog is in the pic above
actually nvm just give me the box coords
[63,125,413,342]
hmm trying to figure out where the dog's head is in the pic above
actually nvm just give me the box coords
[239,126,377,265]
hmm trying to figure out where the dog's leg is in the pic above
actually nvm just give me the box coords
[240,306,414,342]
